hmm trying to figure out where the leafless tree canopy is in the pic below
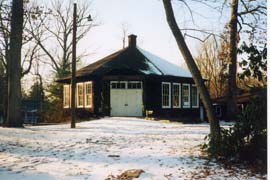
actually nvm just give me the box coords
[0,0,44,77]
[28,0,97,78]
[174,0,266,120]
[162,0,220,137]
[196,37,228,99]
[120,22,129,49]
[173,0,266,45]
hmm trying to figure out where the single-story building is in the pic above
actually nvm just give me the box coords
[212,89,264,120]
[58,35,203,121]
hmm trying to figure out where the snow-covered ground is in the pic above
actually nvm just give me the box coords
[0,117,266,180]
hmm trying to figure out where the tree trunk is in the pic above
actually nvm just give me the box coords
[227,0,238,120]
[162,0,220,135]
[3,76,8,123]
[6,0,24,127]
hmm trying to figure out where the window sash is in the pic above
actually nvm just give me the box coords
[191,85,199,108]
[182,84,190,108]
[110,81,126,89]
[172,83,181,108]
[63,84,70,108]
[85,82,93,108]
[77,83,84,108]
[162,82,171,108]
[127,81,142,89]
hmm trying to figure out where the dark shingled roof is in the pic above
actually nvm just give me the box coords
[57,45,192,82]
[75,48,128,77]
[57,48,127,82]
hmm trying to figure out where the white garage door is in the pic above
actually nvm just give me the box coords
[110,81,143,117]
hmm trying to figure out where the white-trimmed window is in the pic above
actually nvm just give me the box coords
[191,85,199,108]
[63,84,70,108]
[76,83,84,108]
[172,83,181,108]
[111,81,126,89]
[182,84,190,108]
[127,81,142,89]
[85,81,93,108]
[162,82,171,108]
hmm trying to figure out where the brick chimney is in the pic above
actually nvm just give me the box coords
[128,34,137,48]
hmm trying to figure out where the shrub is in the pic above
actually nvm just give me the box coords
[203,89,267,165]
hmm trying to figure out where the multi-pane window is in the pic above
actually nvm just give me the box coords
[191,85,199,108]
[172,83,181,108]
[85,82,93,108]
[63,81,93,108]
[77,83,84,108]
[63,84,70,108]
[162,82,171,108]
[127,81,142,89]
[182,84,190,108]
[111,81,142,89]
[111,82,126,89]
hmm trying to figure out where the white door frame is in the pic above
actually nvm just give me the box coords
[110,81,143,117]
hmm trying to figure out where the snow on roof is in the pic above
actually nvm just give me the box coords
[138,47,192,78]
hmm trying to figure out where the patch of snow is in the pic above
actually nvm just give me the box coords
[138,47,192,78]
[139,61,162,75]
[138,56,163,75]
[0,117,266,180]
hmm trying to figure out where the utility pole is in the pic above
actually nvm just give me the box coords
[71,3,77,128]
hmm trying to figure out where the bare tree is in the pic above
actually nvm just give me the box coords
[173,0,266,120]
[120,22,129,49]
[0,0,11,122]
[226,0,238,120]
[226,0,266,119]
[0,0,44,75]
[28,0,96,78]
[0,58,5,120]
[196,37,228,99]
[24,0,96,125]
[162,0,220,138]
[0,1,9,74]
[0,0,46,123]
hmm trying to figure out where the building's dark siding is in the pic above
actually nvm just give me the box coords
[57,42,204,122]
[65,74,201,121]
[144,75,200,121]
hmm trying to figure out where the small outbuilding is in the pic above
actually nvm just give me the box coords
[58,35,202,121]
[212,88,264,120]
